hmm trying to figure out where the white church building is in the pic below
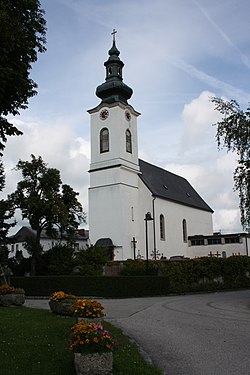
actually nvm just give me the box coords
[7,34,249,261]
[87,33,224,261]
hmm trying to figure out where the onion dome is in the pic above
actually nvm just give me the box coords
[96,31,133,105]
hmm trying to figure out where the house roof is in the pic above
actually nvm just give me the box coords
[139,159,213,213]
[8,226,89,243]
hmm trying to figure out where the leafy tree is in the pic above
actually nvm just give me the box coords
[0,0,46,154]
[57,184,86,243]
[47,244,75,275]
[212,98,250,231]
[0,163,15,262]
[74,246,110,276]
[9,154,85,275]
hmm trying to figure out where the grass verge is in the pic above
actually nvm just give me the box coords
[0,307,163,375]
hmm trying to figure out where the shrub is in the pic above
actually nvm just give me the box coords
[121,260,159,276]
[74,246,110,276]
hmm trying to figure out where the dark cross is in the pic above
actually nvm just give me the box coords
[111,29,117,42]
[208,251,221,258]
[131,237,137,260]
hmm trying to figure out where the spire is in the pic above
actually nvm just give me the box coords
[96,30,133,105]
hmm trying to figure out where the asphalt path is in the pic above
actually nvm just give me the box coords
[25,289,250,375]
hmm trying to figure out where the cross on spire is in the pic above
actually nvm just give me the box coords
[111,29,117,42]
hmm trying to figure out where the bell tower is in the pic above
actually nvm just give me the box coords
[88,31,141,260]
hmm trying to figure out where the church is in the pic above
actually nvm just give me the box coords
[87,33,248,261]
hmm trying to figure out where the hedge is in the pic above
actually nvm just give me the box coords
[10,256,250,297]
[10,276,171,298]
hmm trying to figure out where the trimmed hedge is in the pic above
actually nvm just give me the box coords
[11,256,250,297]
[11,276,171,298]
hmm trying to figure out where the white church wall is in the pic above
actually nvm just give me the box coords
[88,182,140,260]
[137,179,214,259]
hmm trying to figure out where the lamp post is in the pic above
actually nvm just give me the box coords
[144,212,154,265]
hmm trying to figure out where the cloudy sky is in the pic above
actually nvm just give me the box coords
[3,0,250,234]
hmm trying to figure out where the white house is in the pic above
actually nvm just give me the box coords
[88,34,232,261]
[8,226,89,258]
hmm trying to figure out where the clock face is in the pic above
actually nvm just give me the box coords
[100,109,109,120]
[125,111,131,121]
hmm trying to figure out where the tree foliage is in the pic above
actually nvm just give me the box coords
[0,163,15,262]
[9,154,85,274]
[212,98,250,230]
[0,0,46,154]
[74,246,110,276]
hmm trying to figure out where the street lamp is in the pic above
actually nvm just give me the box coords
[144,212,154,264]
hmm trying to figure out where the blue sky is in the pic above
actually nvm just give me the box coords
[3,0,250,234]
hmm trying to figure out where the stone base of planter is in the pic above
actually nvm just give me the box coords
[74,352,113,375]
[49,299,75,315]
[0,293,25,307]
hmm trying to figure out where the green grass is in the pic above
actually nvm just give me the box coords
[0,307,163,375]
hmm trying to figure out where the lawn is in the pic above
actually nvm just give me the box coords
[0,307,163,375]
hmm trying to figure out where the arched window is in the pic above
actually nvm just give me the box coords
[100,128,109,153]
[126,129,132,153]
[182,219,187,242]
[160,214,165,241]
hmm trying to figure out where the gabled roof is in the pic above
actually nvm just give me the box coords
[139,159,213,213]
[8,226,89,243]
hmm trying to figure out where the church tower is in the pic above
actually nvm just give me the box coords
[88,31,141,260]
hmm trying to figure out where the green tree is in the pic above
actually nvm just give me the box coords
[57,184,86,243]
[0,163,15,262]
[0,0,46,154]
[74,246,110,276]
[212,98,250,231]
[9,154,85,275]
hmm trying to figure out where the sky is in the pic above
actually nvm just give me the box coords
[3,0,250,234]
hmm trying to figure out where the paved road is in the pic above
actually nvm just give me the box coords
[25,289,250,375]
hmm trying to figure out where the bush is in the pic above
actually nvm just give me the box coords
[120,260,159,276]
[74,246,110,276]
[10,256,250,297]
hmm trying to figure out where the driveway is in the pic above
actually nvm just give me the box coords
[25,289,250,375]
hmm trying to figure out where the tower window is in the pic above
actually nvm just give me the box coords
[182,219,187,243]
[160,214,165,241]
[100,128,109,153]
[126,129,132,153]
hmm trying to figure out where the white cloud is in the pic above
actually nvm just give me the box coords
[163,91,242,233]
[2,117,90,232]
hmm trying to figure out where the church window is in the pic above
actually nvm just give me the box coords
[182,219,187,243]
[126,129,132,153]
[160,214,165,241]
[100,128,109,153]
[131,207,134,221]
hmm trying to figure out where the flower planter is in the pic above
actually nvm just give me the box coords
[74,352,113,375]
[0,293,25,307]
[49,299,75,316]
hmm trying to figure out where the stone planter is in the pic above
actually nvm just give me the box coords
[49,299,75,316]
[0,293,25,307]
[74,352,113,375]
